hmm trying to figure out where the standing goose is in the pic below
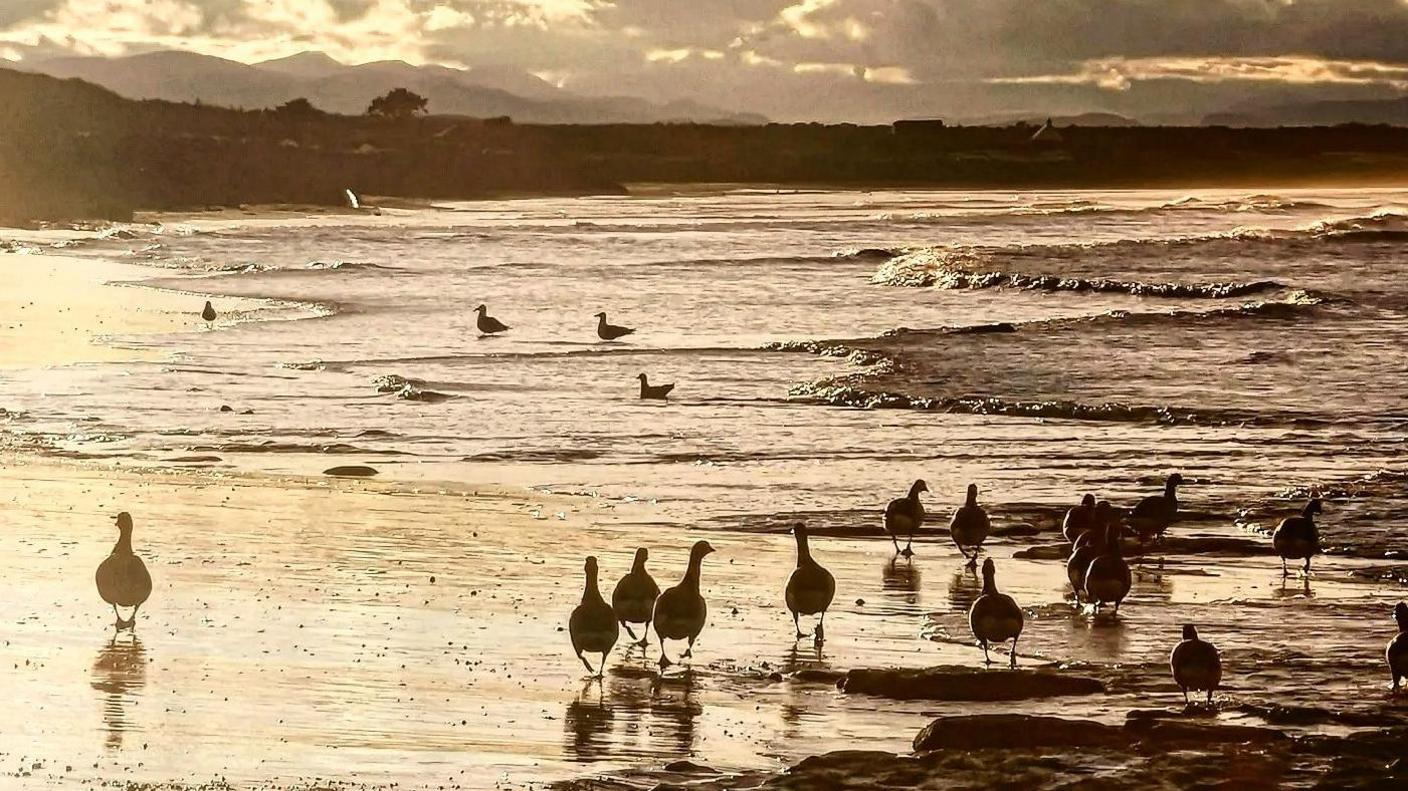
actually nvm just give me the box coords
[1170,624,1222,705]
[200,301,217,323]
[611,548,660,647]
[950,483,991,566]
[637,373,675,400]
[1272,498,1323,576]
[1084,523,1132,613]
[1066,526,1107,605]
[969,558,1024,668]
[595,312,635,341]
[1062,494,1098,544]
[568,556,619,677]
[653,540,715,670]
[1129,473,1183,542]
[474,304,509,335]
[884,479,928,557]
[95,512,153,630]
[1388,603,1408,691]
[785,524,836,643]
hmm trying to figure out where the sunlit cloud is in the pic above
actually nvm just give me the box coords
[991,56,1408,91]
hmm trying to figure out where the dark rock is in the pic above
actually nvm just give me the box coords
[788,668,846,685]
[1013,544,1069,560]
[1125,717,1288,745]
[914,714,1127,752]
[840,666,1105,701]
[662,760,718,774]
[324,465,379,477]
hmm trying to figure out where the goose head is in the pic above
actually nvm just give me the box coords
[1182,624,1199,641]
[632,547,649,569]
[1305,498,1324,517]
[910,479,929,496]
[583,555,598,576]
[1167,473,1185,489]
[689,540,716,562]
[965,483,979,505]
[1080,493,1096,508]
[981,557,996,581]
[1395,602,1408,631]
[114,512,134,533]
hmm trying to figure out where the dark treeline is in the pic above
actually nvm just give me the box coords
[6,67,1408,225]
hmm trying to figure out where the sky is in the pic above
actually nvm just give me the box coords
[4,0,1408,122]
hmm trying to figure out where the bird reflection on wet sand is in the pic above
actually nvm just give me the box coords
[90,633,146,750]
[1275,575,1315,600]
[563,679,613,762]
[564,668,702,763]
[948,564,983,613]
[882,556,921,606]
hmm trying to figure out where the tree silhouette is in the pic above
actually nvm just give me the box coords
[273,97,323,118]
[367,88,428,119]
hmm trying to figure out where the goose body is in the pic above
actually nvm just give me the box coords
[653,540,715,669]
[1170,624,1222,705]
[1388,602,1408,690]
[1272,499,1323,576]
[1130,473,1183,541]
[1062,494,1097,544]
[200,301,217,322]
[1084,524,1132,613]
[611,548,660,646]
[637,373,675,400]
[569,556,619,677]
[595,312,635,341]
[969,558,1023,668]
[474,304,509,335]
[1066,526,1106,605]
[95,512,152,629]
[884,479,927,557]
[950,483,991,565]
[785,525,836,642]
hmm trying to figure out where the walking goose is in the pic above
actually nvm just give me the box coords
[1272,498,1323,576]
[884,479,927,557]
[969,558,1024,668]
[1084,523,1132,613]
[1129,473,1183,542]
[637,373,675,400]
[785,524,836,643]
[653,540,715,670]
[595,312,635,341]
[611,548,660,646]
[950,483,991,566]
[474,304,509,335]
[1066,527,1106,605]
[1062,494,1098,544]
[95,512,152,630]
[1170,624,1222,705]
[569,556,619,677]
[201,301,217,323]
[1388,602,1408,691]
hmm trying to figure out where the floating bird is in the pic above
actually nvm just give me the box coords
[474,304,509,335]
[884,479,928,557]
[969,558,1024,668]
[785,524,836,643]
[201,301,217,323]
[568,556,618,677]
[1388,603,1408,691]
[950,483,991,566]
[637,373,675,400]
[1084,523,1132,613]
[653,540,715,670]
[1272,498,1323,576]
[595,312,635,341]
[1129,473,1183,542]
[611,548,660,647]
[1066,528,1106,606]
[1170,624,1222,705]
[95,512,152,630]
[1062,494,1097,544]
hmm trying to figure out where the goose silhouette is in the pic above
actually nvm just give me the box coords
[1130,473,1183,542]
[201,301,216,322]
[1062,494,1097,544]
[653,540,714,670]
[1170,624,1221,705]
[595,312,635,341]
[95,512,152,630]
[950,483,991,566]
[568,556,618,677]
[969,558,1023,668]
[611,548,660,647]
[785,524,835,643]
[1084,523,1132,613]
[1388,602,1408,691]
[1273,498,1323,576]
[1066,525,1106,606]
[474,304,509,335]
[637,373,675,400]
[884,479,927,557]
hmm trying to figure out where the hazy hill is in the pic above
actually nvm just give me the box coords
[1205,96,1408,127]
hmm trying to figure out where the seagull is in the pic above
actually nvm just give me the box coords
[1272,498,1323,576]
[950,483,991,566]
[595,312,635,341]
[785,524,836,643]
[969,558,1024,668]
[1170,624,1222,705]
[474,304,509,335]
[611,548,660,647]
[884,479,928,557]
[653,540,714,670]
[201,301,217,323]
[568,556,618,677]
[95,512,153,630]
[637,373,674,400]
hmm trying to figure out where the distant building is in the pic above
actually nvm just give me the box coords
[893,118,947,137]
[1031,118,1064,144]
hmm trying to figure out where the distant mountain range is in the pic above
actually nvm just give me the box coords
[17,50,768,125]
[1204,96,1408,127]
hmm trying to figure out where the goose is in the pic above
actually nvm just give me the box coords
[568,556,618,677]
[1388,602,1408,691]
[884,479,928,557]
[1062,494,1098,544]
[950,483,991,566]
[969,558,1024,668]
[595,312,635,341]
[1170,624,1221,705]
[653,540,715,670]
[1129,473,1183,542]
[785,524,836,643]
[1066,527,1106,605]
[1084,523,1132,613]
[201,301,217,322]
[611,548,660,646]
[474,304,509,335]
[1272,498,1323,576]
[637,373,675,400]
[95,512,153,630]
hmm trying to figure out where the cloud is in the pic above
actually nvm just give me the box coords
[992,56,1408,92]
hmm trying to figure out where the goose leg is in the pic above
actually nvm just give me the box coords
[901,534,914,558]
[1206,689,1214,706]
[815,613,826,644]
[981,643,991,666]
[639,621,652,648]
[598,648,612,679]
[889,532,901,555]
[658,646,673,671]
[793,612,804,640]
[623,622,639,642]
[1009,638,1018,669]
[682,637,695,659]
[111,603,122,628]
[578,652,596,675]
[1182,688,1190,706]
[1281,557,1289,577]
[1303,557,1312,576]
[1113,599,1122,615]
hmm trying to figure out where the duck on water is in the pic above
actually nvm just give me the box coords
[95,512,152,630]
[785,524,835,644]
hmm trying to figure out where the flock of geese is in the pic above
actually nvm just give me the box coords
[567,472,1408,704]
